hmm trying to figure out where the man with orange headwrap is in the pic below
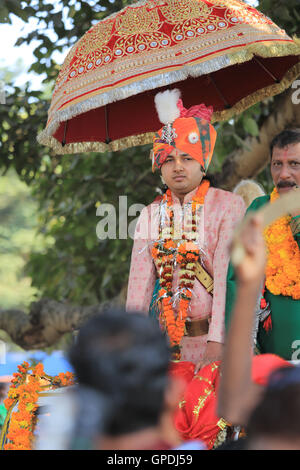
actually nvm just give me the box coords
[126,89,245,369]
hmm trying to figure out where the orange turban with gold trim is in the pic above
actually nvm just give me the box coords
[152,90,217,173]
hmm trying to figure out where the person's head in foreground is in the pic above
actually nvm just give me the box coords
[68,309,185,450]
[152,89,217,201]
[246,365,300,450]
[270,128,300,195]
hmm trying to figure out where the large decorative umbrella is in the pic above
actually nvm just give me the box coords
[38,0,300,154]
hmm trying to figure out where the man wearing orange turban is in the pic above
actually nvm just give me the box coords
[126,89,246,370]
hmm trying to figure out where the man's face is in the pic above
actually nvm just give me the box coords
[160,148,204,197]
[271,143,300,195]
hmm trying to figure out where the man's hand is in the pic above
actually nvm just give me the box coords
[217,213,267,426]
[234,213,266,286]
[195,341,223,374]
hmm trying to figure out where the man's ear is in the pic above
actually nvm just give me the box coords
[160,175,167,186]
[164,376,186,411]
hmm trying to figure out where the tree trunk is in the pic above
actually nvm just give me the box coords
[213,89,300,190]
[0,293,126,350]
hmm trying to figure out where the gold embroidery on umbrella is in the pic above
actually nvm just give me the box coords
[161,0,212,24]
[55,43,78,91]
[113,31,171,56]
[113,6,168,55]
[63,21,114,79]
[76,20,114,56]
[115,6,161,36]
[161,0,228,43]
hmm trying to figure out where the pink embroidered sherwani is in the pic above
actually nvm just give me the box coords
[126,186,246,364]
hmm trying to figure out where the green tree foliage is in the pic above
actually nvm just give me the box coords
[0,0,299,306]
[0,168,52,309]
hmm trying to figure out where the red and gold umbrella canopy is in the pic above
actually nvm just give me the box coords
[38,0,300,154]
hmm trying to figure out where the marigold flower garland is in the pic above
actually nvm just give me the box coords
[264,187,300,300]
[151,180,210,358]
[1,361,74,450]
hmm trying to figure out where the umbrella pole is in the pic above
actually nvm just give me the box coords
[105,105,111,144]
[208,74,231,109]
[62,121,68,147]
[253,57,280,84]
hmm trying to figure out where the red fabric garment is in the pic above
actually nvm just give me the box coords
[169,354,293,450]
[169,360,223,450]
[177,99,214,121]
[169,361,196,387]
[251,353,292,386]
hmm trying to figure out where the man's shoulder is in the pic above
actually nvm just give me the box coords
[144,196,162,211]
[206,186,245,206]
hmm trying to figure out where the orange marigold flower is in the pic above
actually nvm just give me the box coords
[33,363,45,377]
[264,187,300,300]
[164,240,175,250]
[4,398,15,410]
[149,180,210,356]
[12,372,22,378]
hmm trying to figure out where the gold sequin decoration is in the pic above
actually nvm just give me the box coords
[213,428,228,449]
[115,6,162,36]
[161,0,212,24]
[193,387,214,419]
[76,20,114,57]
[113,31,170,56]
[55,42,78,92]
[194,376,213,385]
[113,6,169,57]
[69,46,112,75]
[178,399,186,409]
[210,362,219,373]
[217,418,228,431]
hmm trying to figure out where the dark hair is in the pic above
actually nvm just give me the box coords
[68,308,171,437]
[246,366,300,441]
[204,174,215,187]
[270,129,300,158]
